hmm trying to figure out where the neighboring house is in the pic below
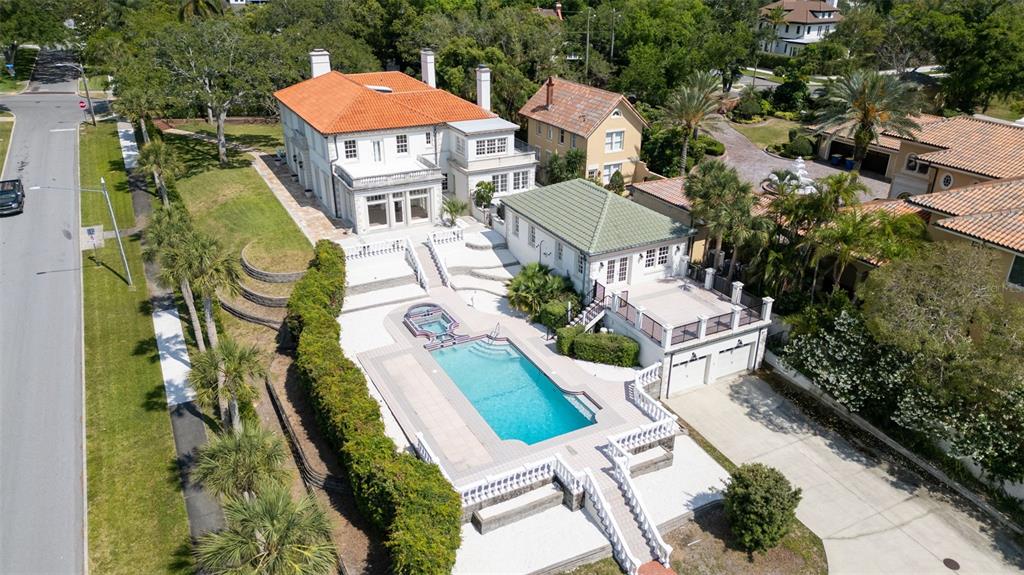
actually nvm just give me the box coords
[500,179,774,395]
[532,2,563,19]
[814,114,946,178]
[758,0,842,56]
[518,77,649,185]
[906,177,1024,300]
[274,49,538,235]
[630,176,773,267]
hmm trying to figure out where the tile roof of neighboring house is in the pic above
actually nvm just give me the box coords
[630,176,775,217]
[897,116,1024,179]
[906,176,1024,216]
[518,77,646,137]
[760,0,842,23]
[935,209,1024,253]
[814,114,945,152]
[501,179,692,255]
[851,198,927,218]
[273,71,494,135]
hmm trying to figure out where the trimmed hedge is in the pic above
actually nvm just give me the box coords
[556,325,584,356]
[288,240,461,574]
[572,332,640,367]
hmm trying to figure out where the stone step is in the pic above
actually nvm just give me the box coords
[471,483,563,535]
[630,445,673,478]
[468,264,521,282]
[347,274,416,295]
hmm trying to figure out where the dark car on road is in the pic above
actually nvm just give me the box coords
[0,179,25,215]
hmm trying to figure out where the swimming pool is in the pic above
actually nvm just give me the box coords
[404,304,457,341]
[431,338,596,445]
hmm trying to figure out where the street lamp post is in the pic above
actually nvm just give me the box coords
[99,177,132,286]
[58,62,96,126]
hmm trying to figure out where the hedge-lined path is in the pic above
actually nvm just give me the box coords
[118,120,225,538]
[666,375,1024,574]
[707,120,890,202]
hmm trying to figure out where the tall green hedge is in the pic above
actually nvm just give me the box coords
[571,332,640,367]
[288,240,461,574]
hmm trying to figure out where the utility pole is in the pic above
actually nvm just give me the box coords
[80,65,96,127]
[584,7,592,80]
[100,177,132,287]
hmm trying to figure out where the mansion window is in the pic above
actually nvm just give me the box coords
[366,194,388,227]
[513,214,520,236]
[602,163,622,184]
[344,139,357,159]
[1009,255,1024,289]
[577,251,586,275]
[528,225,536,247]
[560,129,566,144]
[396,134,408,154]
[425,131,432,145]
[605,130,624,152]
[536,121,542,135]
[657,245,669,265]
[571,133,578,148]
[644,248,656,268]
[476,137,508,156]
[556,242,563,261]
[441,173,449,192]
[513,170,530,191]
[492,173,509,194]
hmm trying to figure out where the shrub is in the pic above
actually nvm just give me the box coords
[571,332,640,367]
[538,299,572,331]
[507,263,574,317]
[605,170,625,195]
[784,136,814,158]
[734,97,762,120]
[774,110,800,121]
[472,181,495,208]
[724,463,802,553]
[556,325,584,356]
[697,134,725,156]
[288,243,461,574]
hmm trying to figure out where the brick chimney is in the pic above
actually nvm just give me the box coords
[545,77,555,109]
[555,2,563,20]
[420,48,436,88]
[309,49,330,78]
[476,65,491,112]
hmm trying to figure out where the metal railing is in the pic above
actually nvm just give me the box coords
[403,237,429,293]
[333,157,440,190]
[671,320,700,345]
[639,314,664,345]
[706,311,733,336]
[345,238,405,260]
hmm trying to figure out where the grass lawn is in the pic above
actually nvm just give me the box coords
[980,98,1022,122]
[79,74,110,97]
[80,121,136,229]
[0,121,12,176]
[163,132,310,271]
[731,118,802,150]
[174,120,284,153]
[0,46,39,94]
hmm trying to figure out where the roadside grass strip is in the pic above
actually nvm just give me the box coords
[0,47,39,93]
[0,121,12,176]
[80,121,135,229]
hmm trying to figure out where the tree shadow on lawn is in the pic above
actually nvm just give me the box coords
[162,132,252,178]
[86,253,130,286]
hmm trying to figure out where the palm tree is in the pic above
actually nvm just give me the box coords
[194,485,336,575]
[662,73,719,180]
[190,339,265,432]
[178,0,225,22]
[810,209,876,293]
[441,197,468,226]
[726,209,774,282]
[183,233,241,350]
[686,159,745,268]
[813,70,921,172]
[869,209,926,262]
[507,263,551,316]
[136,140,183,207]
[812,172,868,222]
[144,205,207,353]
[193,424,289,498]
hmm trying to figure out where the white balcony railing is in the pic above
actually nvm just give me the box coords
[334,155,441,190]
[404,237,429,294]
[608,440,673,566]
[344,238,405,260]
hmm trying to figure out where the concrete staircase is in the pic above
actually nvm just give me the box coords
[568,299,606,331]
[593,470,658,566]
[414,244,445,289]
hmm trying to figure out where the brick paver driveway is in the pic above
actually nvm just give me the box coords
[666,376,1024,575]
[708,119,892,202]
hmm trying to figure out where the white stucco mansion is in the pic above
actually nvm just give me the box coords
[274,49,538,235]
[758,0,842,57]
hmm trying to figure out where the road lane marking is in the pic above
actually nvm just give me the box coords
[49,128,77,132]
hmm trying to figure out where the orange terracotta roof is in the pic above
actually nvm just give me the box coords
[273,71,494,135]
[815,114,944,151]
[631,177,690,210]
[935,209,1024,254]
[760,0,842,23]
[519,77,646,137]
[907,177,1024,216]
[851,198,928,218]
[899,116,1024,179]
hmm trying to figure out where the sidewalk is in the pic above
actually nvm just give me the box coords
[117,118,224,537]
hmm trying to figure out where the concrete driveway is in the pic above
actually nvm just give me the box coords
[665,376,1024,574]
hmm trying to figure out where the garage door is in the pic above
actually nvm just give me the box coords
[667,355,707,397]
[714,345,752,380]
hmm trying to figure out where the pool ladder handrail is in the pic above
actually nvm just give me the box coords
[488,323,501,340]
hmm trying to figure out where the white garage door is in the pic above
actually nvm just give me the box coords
[667,355,707,397]
[714,345,752,380]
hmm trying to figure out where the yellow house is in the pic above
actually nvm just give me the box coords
[519,77,648,185]
[906,177,1024,302]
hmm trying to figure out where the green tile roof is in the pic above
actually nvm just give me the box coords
[501,179,692,256]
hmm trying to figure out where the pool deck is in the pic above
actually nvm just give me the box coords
[358,289,654,484]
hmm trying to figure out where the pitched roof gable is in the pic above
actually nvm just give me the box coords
[898,116,1024,179]
[273,71,494,135]
[760,0,842,23]
[518,77,645,137]
[501,179,691,255]
[907,177,1024,217]
[935,209,1024,254]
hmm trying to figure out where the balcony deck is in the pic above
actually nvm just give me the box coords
[624,278,735,328]
[334,154,441,190]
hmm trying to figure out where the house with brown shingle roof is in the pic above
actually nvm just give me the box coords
[519,77,649,186]
[906,176,1024,297]
[274,49,538,234]
[758,0,842,56]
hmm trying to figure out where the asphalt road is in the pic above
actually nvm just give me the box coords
[0,50,90,574]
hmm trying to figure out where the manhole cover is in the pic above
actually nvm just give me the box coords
[943,558,960,571]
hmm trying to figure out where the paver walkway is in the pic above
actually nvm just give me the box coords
[119,120,224,537]
[666,376,1024,574]
[708,119,891,202]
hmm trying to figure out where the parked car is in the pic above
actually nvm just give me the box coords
[0,179,25,215]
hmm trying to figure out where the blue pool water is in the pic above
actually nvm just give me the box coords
[418,319,450,335]
[431,339,595,445]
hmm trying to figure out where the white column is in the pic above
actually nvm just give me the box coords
[731,281,743,304]
[731,304,742,330]
[761,296,775,320]
[703,267,715,290]
[697,315,709,339]
[662,323,674,352]
[678,254,690,278]
[634,307,645,329]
